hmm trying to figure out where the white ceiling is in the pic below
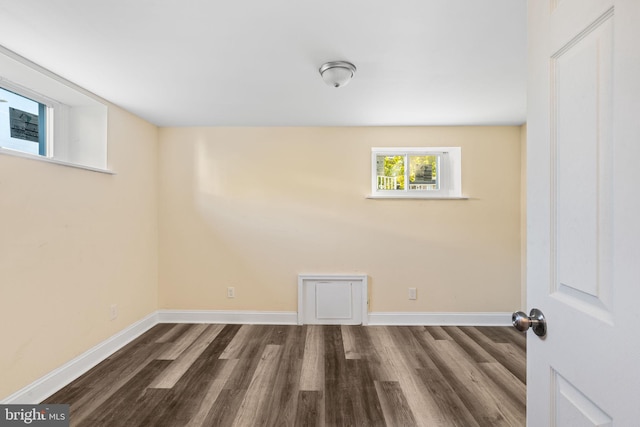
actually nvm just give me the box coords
[0,0,527,127]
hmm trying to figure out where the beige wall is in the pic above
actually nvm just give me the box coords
[1,122,523,400]
[0,106,159,399]
[158,126,522,313]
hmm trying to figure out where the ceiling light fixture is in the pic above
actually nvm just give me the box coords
[319,61,357,88]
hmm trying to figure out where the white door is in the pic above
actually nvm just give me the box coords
[527,0,640,425]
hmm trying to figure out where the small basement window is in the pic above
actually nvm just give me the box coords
[0,86,50,156]
[370,147,463,199]
[0,46,109,172]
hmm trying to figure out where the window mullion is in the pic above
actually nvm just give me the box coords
[404,154,409,192]
[37,103,46,156]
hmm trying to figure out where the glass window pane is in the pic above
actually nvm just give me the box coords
[409,155,439,190]
[0,87,46,156]
[376,155,405,190]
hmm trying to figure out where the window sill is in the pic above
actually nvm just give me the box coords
[366,194,469,200]
[0,147,115,175]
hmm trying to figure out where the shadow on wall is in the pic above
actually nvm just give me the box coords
[158,127,521,313]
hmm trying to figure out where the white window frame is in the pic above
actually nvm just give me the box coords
[0,79,62,157]
[0,45,111,174]
[370,147,464,199]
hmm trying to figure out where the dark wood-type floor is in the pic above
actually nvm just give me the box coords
[44,324,526,427]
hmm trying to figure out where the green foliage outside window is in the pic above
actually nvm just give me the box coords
[409,155,437,184]
[382,155,405,189]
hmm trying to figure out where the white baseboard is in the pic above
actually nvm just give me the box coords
[155,310,511,327]
[367,312,512,326]
[156,309,298,325]
[2,309,510,404]
[1,311,159,404]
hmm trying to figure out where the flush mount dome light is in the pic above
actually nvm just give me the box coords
[319,61,357,88]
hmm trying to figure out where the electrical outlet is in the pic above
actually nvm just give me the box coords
[408,288,417,300]
[227,287,235,298]
[110,304,118,320]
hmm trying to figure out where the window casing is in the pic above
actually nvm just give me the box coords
[370,147,462,198]
[0,46,109,172]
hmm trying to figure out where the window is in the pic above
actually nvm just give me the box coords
[0,85,50,156]
[370,147,463,198]
[0,46,109,172]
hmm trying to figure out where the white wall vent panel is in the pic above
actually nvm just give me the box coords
[298,274,368,325]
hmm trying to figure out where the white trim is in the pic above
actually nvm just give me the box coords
[156,309,298,325]
[297,274,369,326]
[0,147,115,174]
[372,147,451,154]
[367,312,512,326]
[366,195,469,200]
[1,312,158,404]
[0,45,110,105]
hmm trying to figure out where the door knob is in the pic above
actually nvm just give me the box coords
[512,308,547,337]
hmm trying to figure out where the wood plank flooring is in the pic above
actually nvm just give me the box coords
[43,324,526,427]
